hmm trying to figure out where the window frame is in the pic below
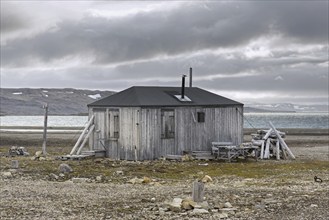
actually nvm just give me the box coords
[197,112,205,123]
[161,109,175,139]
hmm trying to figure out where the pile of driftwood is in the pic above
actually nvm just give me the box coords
[251,122,295,160]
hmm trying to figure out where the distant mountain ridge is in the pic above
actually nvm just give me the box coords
[0,88,327,115]
[0,88,115,115]
[244,103,328,113]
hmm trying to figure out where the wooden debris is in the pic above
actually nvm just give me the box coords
[251,121,295,160]
[192,181,204,202]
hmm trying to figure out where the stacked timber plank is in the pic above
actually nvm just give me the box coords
[251,122,295,160]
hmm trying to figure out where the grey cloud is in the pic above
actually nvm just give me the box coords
[0,2,30,33]
[2,1,328,67]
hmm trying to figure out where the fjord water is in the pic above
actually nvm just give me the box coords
[0,113,328,129]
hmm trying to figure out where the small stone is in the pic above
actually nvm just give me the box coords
[142,176,152,184]
[214,203,225,209]
[199,201,209,209]
[168,198,182,212]
[201,175,213,183]
[150,197,156,202]
[59,173,65,178]
[192,208,209,215]
[310,204,318,208]
[39,157,46,161]
[224,202,233,208]
[96,176,102,182]
[1,172,12,178]
[115,170,124,175]
[182,154,193,161]
[218,213,228,218]
[49,173,59,180]
[35,151,42,157]
[127,177,143,184]
[59,163,73,173]
[181,198,196,210]
[253,204,265,210]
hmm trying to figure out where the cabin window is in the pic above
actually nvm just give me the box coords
[197,112,205,123]
[109,110,120,139]
[161,110,175,138]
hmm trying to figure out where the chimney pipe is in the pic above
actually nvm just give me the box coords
[181,74,186,99]
[189,67,192,87]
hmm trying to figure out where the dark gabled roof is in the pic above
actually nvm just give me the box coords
[88,86,243,107]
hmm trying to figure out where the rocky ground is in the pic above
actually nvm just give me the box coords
[0,134,328,220]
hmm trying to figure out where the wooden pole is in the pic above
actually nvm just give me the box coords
[42,103,48,156]
[260,140,265,159]
[276,140,280,160]
[70,115,94,155]
[263,128,273,140]
[269,121,295,159]
[76,125,95,155]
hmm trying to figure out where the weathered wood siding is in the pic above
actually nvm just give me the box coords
[138,106,243,160]
[89,105,243,160]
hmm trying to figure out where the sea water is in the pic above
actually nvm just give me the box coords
[0,113,328,129]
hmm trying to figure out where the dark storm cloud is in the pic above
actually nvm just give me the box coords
[0,2,29,33]
[2,1,328,67]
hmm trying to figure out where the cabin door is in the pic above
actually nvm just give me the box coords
[107,109,120,159]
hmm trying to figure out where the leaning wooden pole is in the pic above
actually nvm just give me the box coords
[269,121,295,159]
[42,103,48,156]
[70,115,94,155]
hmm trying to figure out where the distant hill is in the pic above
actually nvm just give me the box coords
[0,88,115,115]
[1,88,327,115]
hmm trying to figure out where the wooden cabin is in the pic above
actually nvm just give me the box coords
[87,86,244,160]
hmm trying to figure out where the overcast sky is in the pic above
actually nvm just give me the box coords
[1,1,328,105]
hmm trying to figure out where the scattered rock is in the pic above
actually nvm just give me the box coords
[310,204,318,208]
[127,177,143,184]
[35,151,43,157]
[201,175,213,183]
[39,157,46,161]
[1,172,12,178]
[181,198,196,210]
[59,163,73,173]
[214,203,225,209]
[168,198,182,212]
[199,201,209,209]
[192,208,209,215]
[31,157,37,161]
[115,170,124,175]
[96,176,103,182]
[142,176,152,184]
[150,197,156,203]
[224,202,233,208]
[49,173,59,181]
[218,213,229,218]
[182,154,193,161]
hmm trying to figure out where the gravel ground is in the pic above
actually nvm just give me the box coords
[0,133,328,220]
